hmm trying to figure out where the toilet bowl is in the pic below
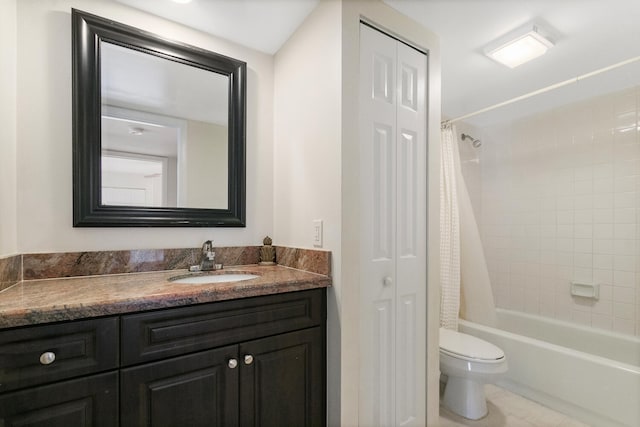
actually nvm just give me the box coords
[439,327,507,420]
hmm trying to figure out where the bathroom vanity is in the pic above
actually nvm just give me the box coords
[0,266,329,426]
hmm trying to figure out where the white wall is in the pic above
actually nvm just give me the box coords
[11,1,443,423]
[184,120,228,209]
[275,0,441,425]
[0,0,18,257]
[465,86,640,337]
[16,0,274,253]
[273,1,343,424]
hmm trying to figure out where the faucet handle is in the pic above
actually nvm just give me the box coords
[202,240,213,252]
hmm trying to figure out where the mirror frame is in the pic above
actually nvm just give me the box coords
[72,9,246,227]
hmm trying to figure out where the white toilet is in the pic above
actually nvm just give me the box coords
[439,327,508,420]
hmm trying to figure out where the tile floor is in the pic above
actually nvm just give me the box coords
[438,384,591,427]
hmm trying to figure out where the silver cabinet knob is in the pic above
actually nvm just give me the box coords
[244,354,254,365]
[39,352,56,365]
[383,276,393,287]
[228,358,238,369]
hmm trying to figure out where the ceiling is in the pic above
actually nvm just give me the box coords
[116,0,640,127]
[114,0,319,54]
[102,115,179,158]
[384,0,640,126]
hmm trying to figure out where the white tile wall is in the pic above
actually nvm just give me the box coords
[464,86,640,336]
[457,122,483,221]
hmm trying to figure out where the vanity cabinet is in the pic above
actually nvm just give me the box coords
[121,345,237,426]
[0,373,118,427]
[0,288,326,427]
[120,288,326,427]
[238,327,325,426]
[0,318,119,426]
[121,328,324,427]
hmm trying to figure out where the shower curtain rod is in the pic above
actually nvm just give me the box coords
[441,54,640,127]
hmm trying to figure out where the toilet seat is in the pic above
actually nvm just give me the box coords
[440,327,504,362]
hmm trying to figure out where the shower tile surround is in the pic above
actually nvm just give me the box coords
[461,86,640,336]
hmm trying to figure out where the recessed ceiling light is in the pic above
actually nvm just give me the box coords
[171,0,193,4]
[485,26,554,68]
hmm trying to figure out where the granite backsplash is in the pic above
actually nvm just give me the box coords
[0,255,21,292]
[275,246,331,276]
[1,245,330,284]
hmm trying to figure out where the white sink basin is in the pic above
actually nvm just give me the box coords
[170,273,258,284]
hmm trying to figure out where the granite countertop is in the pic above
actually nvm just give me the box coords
[0,265,331,329]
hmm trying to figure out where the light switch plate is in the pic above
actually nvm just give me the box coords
[313,219,323,248]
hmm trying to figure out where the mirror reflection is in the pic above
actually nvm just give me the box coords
[100,41,229,209]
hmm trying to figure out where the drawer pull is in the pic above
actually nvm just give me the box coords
[39,351,56,365]
[228,358,238,369]
[244,354,254,365]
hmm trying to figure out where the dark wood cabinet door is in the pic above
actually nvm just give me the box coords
[239,327,325,427]
[120,345,238,427]
[0,371,118,427]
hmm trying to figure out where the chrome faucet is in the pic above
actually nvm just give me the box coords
[200,240,216,271]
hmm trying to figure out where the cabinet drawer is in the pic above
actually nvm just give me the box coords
[0,317,118,392]
[121,288,326,365]
[0,371,118,427]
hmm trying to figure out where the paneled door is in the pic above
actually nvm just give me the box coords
[239,328,325,427]
[359,23,427,426]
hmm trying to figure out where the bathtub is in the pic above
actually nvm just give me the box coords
[459,309,640,427]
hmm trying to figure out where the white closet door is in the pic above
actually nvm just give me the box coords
[395,40,427,427]
[359,24,427,427]
[359,24,398,427]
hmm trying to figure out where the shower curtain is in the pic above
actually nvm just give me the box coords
[439,125,461,330]
[440,125,498,329]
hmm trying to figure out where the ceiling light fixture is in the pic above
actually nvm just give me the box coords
[171,0,193,4]
[485,25,554,68]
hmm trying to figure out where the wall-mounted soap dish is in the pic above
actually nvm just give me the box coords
[570,282,599,300]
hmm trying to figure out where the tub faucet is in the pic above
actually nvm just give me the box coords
[200,240,215,271]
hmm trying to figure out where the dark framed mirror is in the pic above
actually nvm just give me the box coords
[72,9,246,227]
